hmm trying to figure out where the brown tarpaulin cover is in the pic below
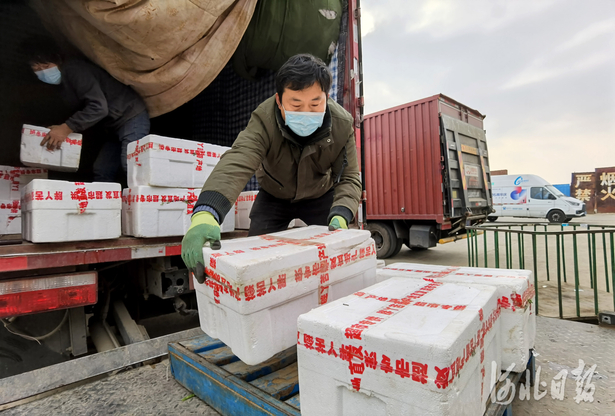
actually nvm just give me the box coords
[30,0,258,117]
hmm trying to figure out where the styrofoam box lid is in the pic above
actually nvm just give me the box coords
[198,226,377,313]
[22,179,122,211]
[122,186,199,210]
[298,278,501,393]
[203,226,372,284]
[22,125,83,145]
[126,135,229,165]
[0,165,48,180]
[379,263,534,311]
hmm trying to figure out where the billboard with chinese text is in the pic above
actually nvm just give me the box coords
[595,167,615,213]
[570,172,595,213]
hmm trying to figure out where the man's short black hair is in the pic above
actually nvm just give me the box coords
[275,54,332,98]
[20,36,63,65]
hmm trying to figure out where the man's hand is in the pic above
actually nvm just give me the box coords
[329,215,348,231]
[41,123,73,150]
[181,211,221,284]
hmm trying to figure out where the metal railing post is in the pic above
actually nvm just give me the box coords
[573,232,580,318]
[556,234,563,319]
[602,228,609,293]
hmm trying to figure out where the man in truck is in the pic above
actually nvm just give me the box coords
[182,54,362,282]
[23,36,150,182]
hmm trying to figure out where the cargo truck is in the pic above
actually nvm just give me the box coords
[361,94,493,258]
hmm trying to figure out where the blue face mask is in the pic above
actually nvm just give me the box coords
[35,66,62,85]
[283,105,326,137]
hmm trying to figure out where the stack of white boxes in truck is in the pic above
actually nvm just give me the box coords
[123,135,234,237]
[18,124,124,243]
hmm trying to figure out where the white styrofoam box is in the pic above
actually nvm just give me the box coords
[20,125,83,172]
[126,135,230,188]
[0,200,21,234]
[194,225,378,365]
[0,165,48,201]
[234,191,258,230]
[377,263,536,372]
[297,278,503,416]
[22,180,122,243]
[122,186,234,237]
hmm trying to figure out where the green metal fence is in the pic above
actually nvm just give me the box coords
[466,222,615,319]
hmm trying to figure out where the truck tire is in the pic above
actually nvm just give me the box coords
[547,210,566,223]
[366,222,397,259]
[388,237,403,258]
[487,216,497,222]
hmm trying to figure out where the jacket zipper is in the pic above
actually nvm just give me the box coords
[262,165,284,188]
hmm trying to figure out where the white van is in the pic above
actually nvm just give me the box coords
[489,174,586,223]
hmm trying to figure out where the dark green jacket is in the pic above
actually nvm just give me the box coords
[195,95,362,224]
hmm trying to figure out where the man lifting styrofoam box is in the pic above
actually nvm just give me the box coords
[297,278,503,416]
[194,225,378,365]
[377,263,536,372]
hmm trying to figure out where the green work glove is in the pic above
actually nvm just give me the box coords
[181,211,221,284]
[328,215,348,231]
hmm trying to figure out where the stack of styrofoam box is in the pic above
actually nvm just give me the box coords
[194,225,378,365]
[234,191,258,230]
[22,179,122,243]
[122,186,234,237]
[377,263,536,373]
[0,165,48,234]
[20,125,83,172]
[123,135,233,237]
[297,277,502,416]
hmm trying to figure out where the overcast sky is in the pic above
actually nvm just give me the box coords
[360,0,615,185]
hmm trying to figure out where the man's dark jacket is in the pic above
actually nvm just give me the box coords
[59,59,146,133]
[196,95,362,224]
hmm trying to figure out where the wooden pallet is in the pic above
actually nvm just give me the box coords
[169,334,534,416]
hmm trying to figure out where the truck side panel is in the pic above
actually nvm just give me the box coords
[364,96,443,221]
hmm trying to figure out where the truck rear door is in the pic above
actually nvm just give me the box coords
[440,114,492,220]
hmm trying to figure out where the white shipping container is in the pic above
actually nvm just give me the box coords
[20,124,82,172]
[22,179,122,243]
[126,135,229,188]
[194,225,378,365]
[297,278,502,416]
[377,263,535,372]
[122,186,235,238]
